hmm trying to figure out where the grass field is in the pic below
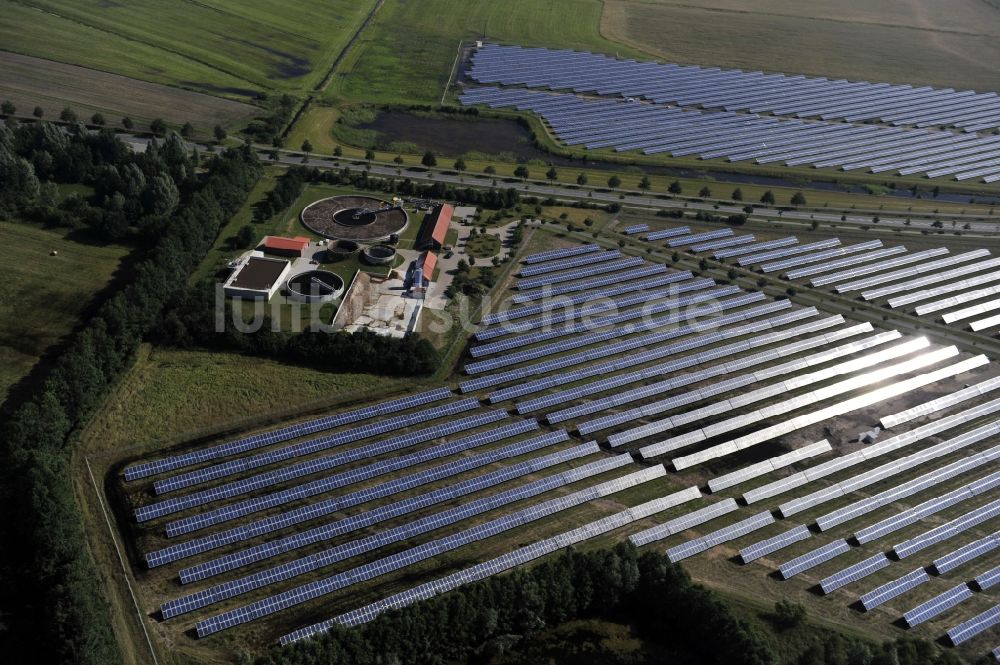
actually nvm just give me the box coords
[601,0,1000,92]
[0,51,258,133]
[1,0,376,99]
[0,221,129,404]
[325,0,647,105]
[83,344,414,456]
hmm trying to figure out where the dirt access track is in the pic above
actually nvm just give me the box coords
[0,51,258,130]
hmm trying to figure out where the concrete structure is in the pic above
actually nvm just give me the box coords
[285,270,345,303]
[301,195,408,242]
[362,244,397,266]
[223,253,291,300]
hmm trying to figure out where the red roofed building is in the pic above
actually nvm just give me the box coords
[261,235,311,257]
[418,250,437,281]
[417,203,452,250]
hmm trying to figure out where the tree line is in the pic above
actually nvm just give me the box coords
[277,163,522,210]
[155,281,438,376]
[0,122,262,665]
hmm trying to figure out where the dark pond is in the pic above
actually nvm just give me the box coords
[360,110,1000,204]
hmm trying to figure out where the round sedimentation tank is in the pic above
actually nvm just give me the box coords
[328,239,359,256]
[300,195,408,242]
[362,243,397,266]
[285,270,345,303]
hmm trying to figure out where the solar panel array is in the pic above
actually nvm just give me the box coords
[665,511,774,563]
[137,407,508,523]
[903,584,975,627]
[811,248,950,288]
[461,298,791,393]
[788,431,1000,523]
[785,246,908,281]
[515,256,644,290]
[860,569,930,611]
[470,45,1000,133]
[621,224,648,235]
[740,525,812,564]
[471,284,732,359]
[520,315,848,419]
[892,499,1000,559]
[195,466,665,636]
[761,241,883,274]
[715,236,797,260]
[489,308,827,406]
[881,376,1000,428]
[280,483,701,643]
[523,243,599,264]
[162,452,636,618]
[517,249,621,277]
[629,499,739,547]
[645,226,690,241]
[947,605,1000,645]
[708,440,832,493]
[672,354,989,470]
[819,553,890,594]
[464,45,1000,181]
[466,291,762,374]
[631,333,919,454]
[933,532,1000,575]
[151,397,483,496]
[147,431,578,568]
[475,276,714,344]
[813,454,1000,531]
[512,263,668,303]
[779,540,851,579]
[175,439,602,583]
[977,565,1000,591]
[121,224,1000,650]
[479,270,692,327]
[123,387,453,481]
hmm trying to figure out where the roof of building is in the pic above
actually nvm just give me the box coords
[262,235,311,252]
[419,203,453,246]
[229,257,290,290]
[419,250,438,279]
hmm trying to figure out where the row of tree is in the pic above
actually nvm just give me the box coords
[0,132,262,665]
[155,281,439,376]
[284,164,522,210]
[254,166,308,221]
[0,101,230,140]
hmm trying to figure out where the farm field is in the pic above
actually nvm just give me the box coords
[0,0,376,98]
[0,221,129,404]
[325,0,647,105]
[0,51,258,133]
[601,0,1000,92]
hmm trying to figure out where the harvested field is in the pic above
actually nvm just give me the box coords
[1,0,376,95]
[602,0,1000,92]
[0,52,258,132]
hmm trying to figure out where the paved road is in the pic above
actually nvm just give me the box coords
[119,136,1000,234]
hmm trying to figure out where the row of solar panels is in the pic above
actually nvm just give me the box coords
[279,482,702,644]
[459,86,1000,182]
[146,429,576,568]
[469,44,1000,133]
[161,450,636,618]
[769,240,1000,333]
